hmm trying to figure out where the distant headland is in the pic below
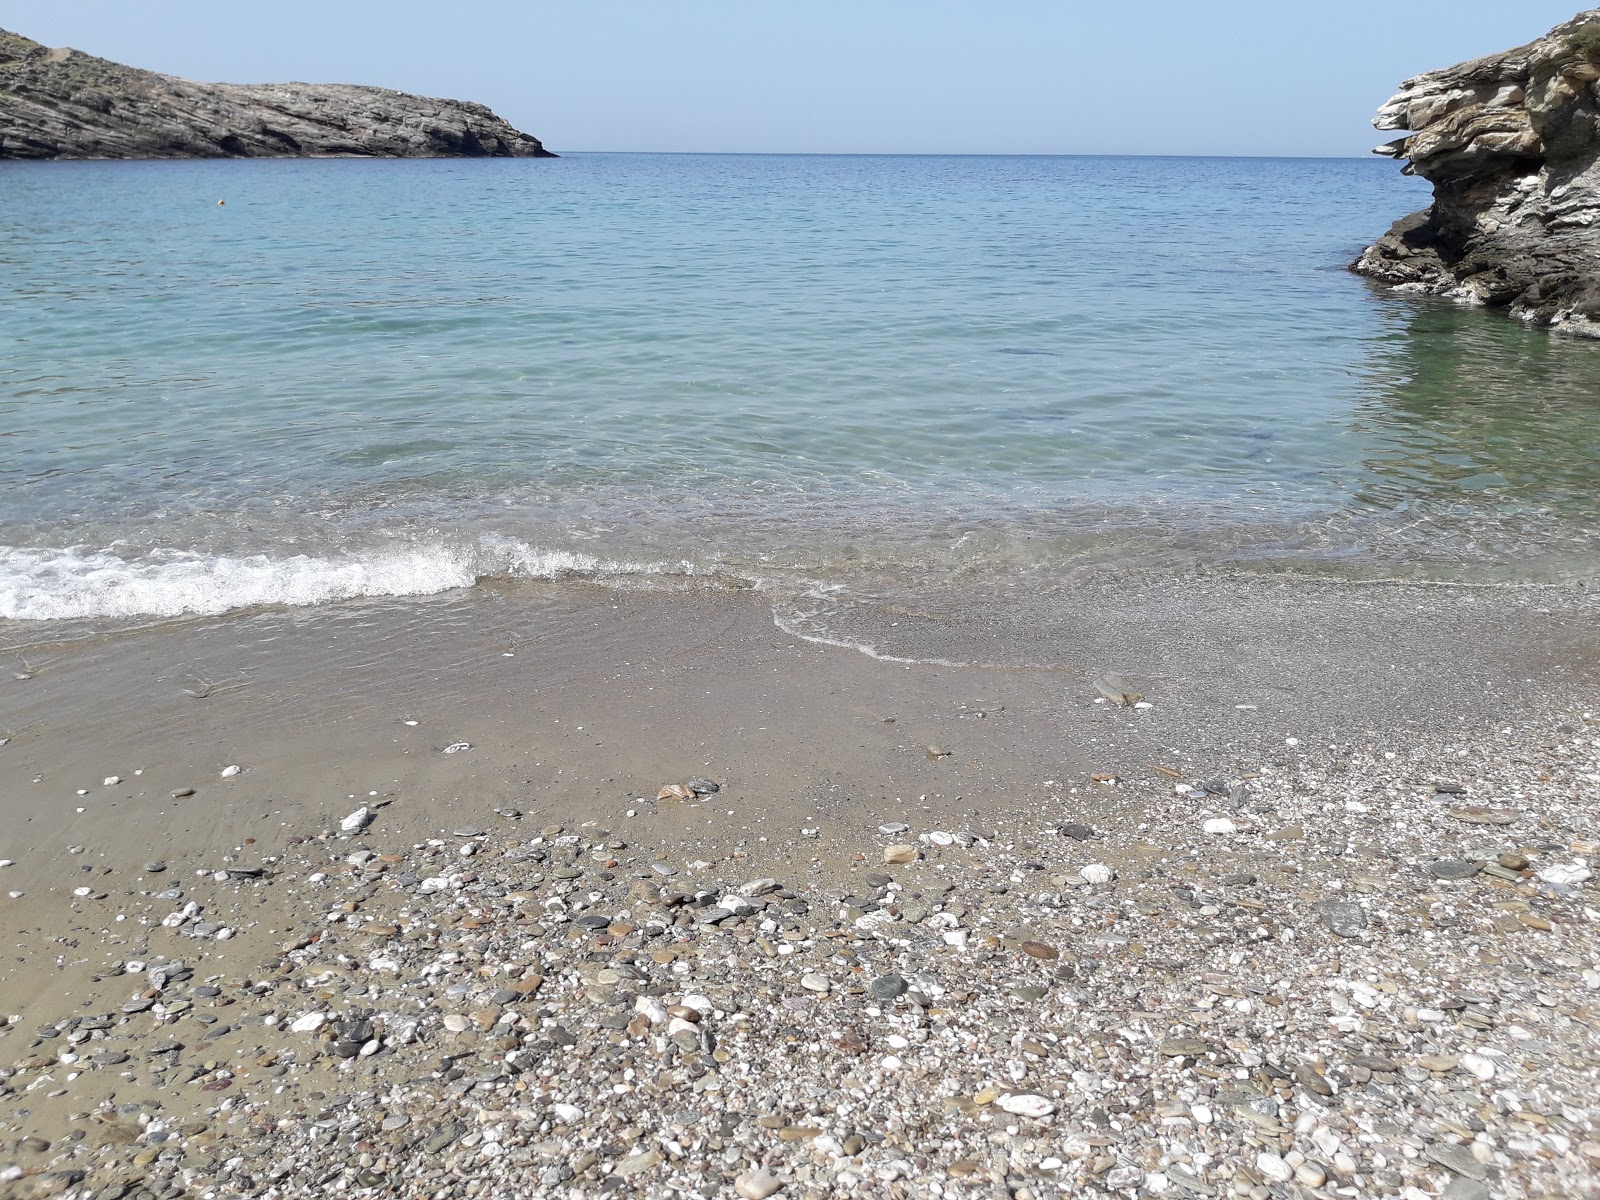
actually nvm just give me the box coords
[1354,9,1600,337]
[0,27,554,161]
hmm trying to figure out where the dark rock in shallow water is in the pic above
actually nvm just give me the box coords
[1353,10,1600,336]
[0,27,554,160]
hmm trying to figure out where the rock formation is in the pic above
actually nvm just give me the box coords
[0,28,553,160]
[1353,10,1600,337]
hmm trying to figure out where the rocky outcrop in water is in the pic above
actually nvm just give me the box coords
[0,28,553,160]
[1353,10,1600,337]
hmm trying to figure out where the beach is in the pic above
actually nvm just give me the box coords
[2,575,1598,1198]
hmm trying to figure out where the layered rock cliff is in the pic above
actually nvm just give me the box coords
[1353,11,1600,337]
[0,28,553,160]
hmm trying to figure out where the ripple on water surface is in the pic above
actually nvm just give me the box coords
[1,154,1598,629]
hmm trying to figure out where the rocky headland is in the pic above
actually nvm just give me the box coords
[1354,10,1600,336]
[0,28,553,161]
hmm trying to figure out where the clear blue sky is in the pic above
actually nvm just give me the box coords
[5,1,1586,155]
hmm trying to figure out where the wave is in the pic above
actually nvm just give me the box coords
[0,537,694,622]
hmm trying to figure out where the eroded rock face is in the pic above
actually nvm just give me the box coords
[0,28,553,161]
[1353,10,1600,337]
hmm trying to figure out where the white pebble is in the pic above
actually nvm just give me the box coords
[1256,1153,1293,1183]
[1080,863,1114,884]
[340,806,373,833]
[289,1013,326,1034]
[103,776,121,786]
[1202,817,1237,835]
[220,764,241,778]
[996,1093,1056,1118]
[1461,1053,1496,1080]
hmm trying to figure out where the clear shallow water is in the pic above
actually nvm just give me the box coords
[2,153,1598,627]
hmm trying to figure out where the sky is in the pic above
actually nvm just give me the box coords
[3,1,1588,156]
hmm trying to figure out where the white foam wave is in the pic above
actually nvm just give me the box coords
[0,538,679,622]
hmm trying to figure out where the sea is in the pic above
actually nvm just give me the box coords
[3,153,1598,650]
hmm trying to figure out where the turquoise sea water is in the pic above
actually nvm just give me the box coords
[2,153,1598,626]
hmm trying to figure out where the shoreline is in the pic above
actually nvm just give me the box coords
[1,579,1597,1198]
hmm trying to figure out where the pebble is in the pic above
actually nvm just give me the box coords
[800,972,831,993]
[1080,863,1114,884]
[1317,899,1368,937]
[171,787,196,798]
[220,764,241,777]
[1255,1152,1293,1183]
[1427,859,1480,880]
[340,806,374,833]
[882,844,919,865]
[996,1093,1056,1118]
[1426,1143,1486,1180]
[734,1168,784,1199]
[1201,818,1237,835]
[871,973,907,1001]
[1537,861,1593,886]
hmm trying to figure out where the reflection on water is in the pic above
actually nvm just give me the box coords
[1348,298,1600,574]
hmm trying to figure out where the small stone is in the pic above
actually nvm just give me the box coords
[1202,818,1237,835]
[171,788,195,798]
[1427,859,1480,880]
[1161,1036,1208,1057]
[1443,1179,1491,1200]
[871,974,907,1001]
[340,807,373,833]
[1318,900,1367,938]
[883,845,919,865]
[442,1014,470,1033]
[996,1093,1056,1118]
[800,973,831,993]
[657,783,695,801]
[1460,1053,1496,1080]
[1059,823,1097,840]
[1426,1143,1486,1180]
[1294,1162,1327,1188]
[144,861,167,873]
[1537,861,1593,887]
[220,764,241,778]
[1449,806,1518,826]
[1255,1153,1292,1184]
[289,1013,326,1034]
[1021,941,1058,960]
[103,775,121,786]
[1080,863,1114,885]
[614,1149,662,1177]
[734,1168,783,1199]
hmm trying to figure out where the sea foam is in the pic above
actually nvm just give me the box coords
[0,538,674,622]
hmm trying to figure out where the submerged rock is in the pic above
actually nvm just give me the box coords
[1353,9,1600,336]
[0,27,554,160]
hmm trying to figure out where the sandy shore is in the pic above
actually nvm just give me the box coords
[0,578,1597,1199]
